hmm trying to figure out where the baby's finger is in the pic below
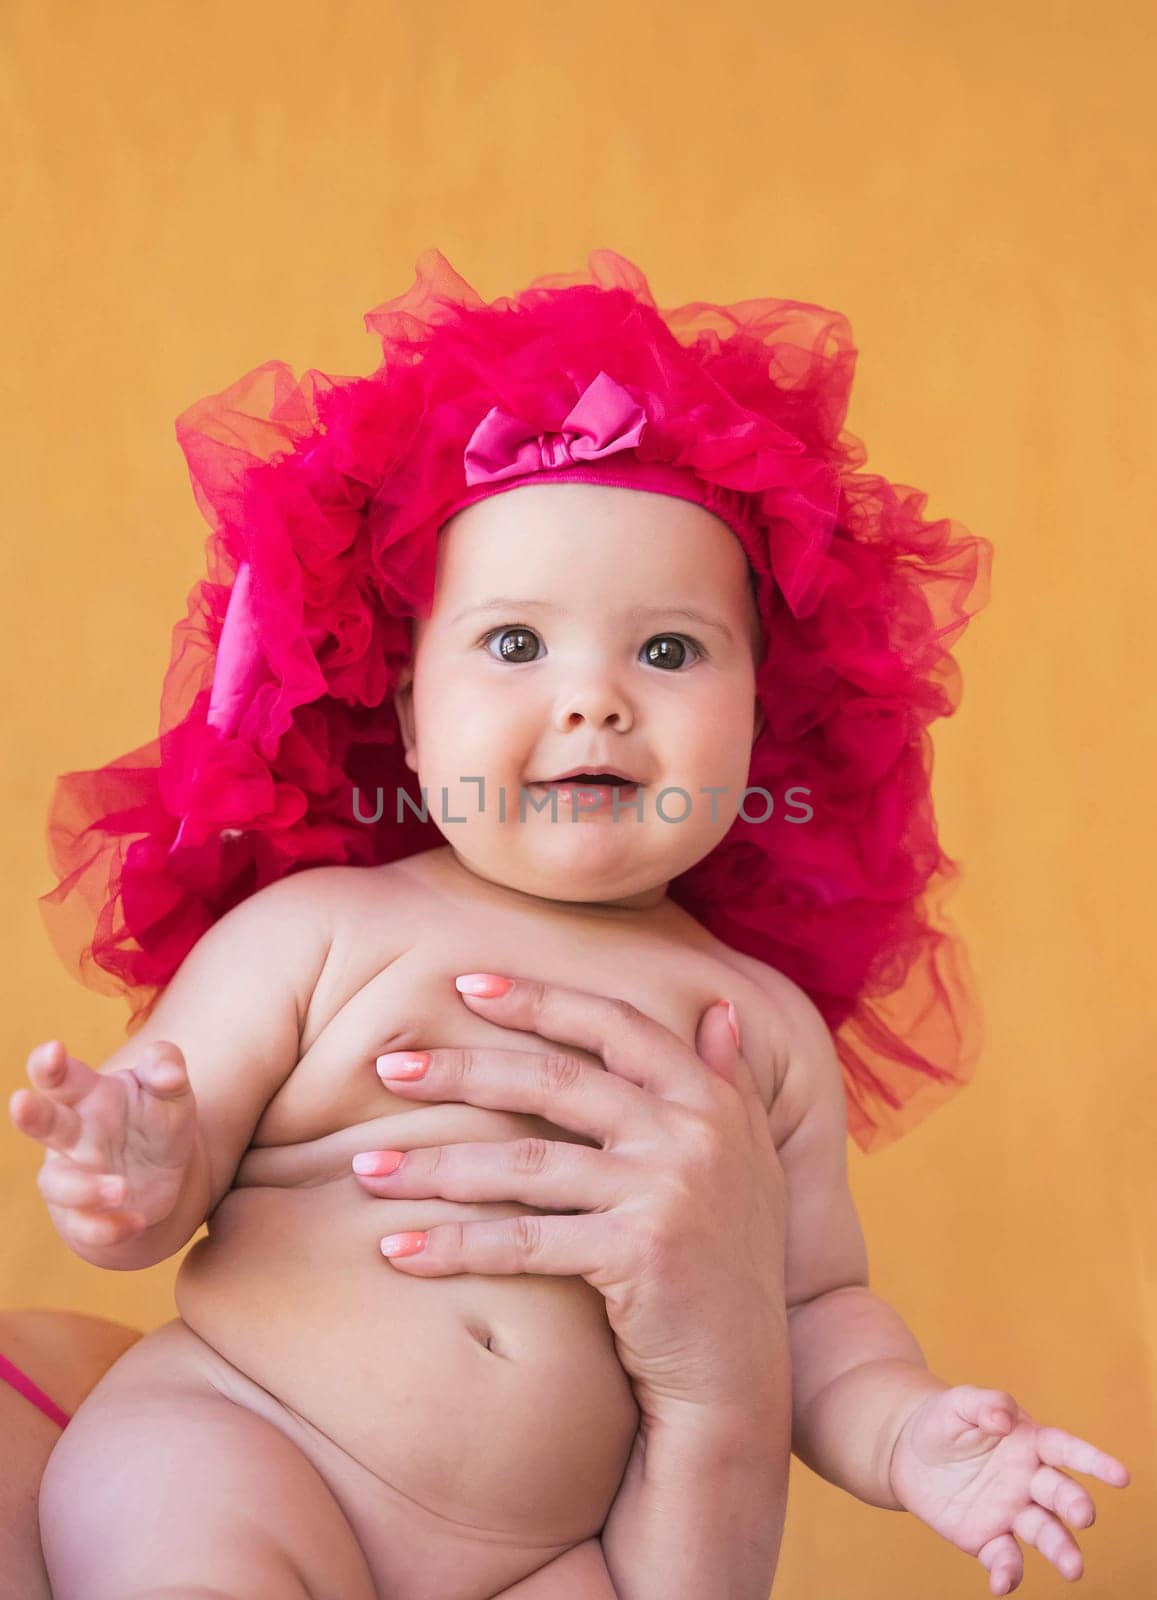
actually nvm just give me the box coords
[25,1040,100,1108]
[1011,1502,1083,1582]
[37,1163,126,1211]
[8,1085,82,1157]
[132,1041,191,1099]
[950,1385,1020,1437]
[1035,1425,1131,1487]
[1030,1463,1096,1529]
[64,1208,148,1247]
[977,1532,1023,1595]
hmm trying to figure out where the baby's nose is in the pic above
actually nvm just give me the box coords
[555,682,633,731]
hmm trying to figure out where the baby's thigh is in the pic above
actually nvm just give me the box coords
[39,1326,376,1600]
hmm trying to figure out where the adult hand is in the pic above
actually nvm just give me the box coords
[351,972,788,1428]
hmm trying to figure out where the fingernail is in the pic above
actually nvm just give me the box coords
[724,1001,741,1049]
[455,973,512,997]
[376,1052,429,1079]
[380,1231,426,1257]
[353,1151,405,1176]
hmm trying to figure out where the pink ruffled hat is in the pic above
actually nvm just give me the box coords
[39,248,992,1153]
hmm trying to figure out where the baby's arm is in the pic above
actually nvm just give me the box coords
[756,971,949,1508]
[759,975,1130,1593]
[13,867,335,1272]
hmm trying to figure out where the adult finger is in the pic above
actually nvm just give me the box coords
[378,1210,622,1283]
[453,973,742,1111]
[376,1044,651,1145]
[352,1136,625,1212]
[693,999,768,1136]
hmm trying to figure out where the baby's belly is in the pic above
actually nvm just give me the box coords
[174,1105,639,1546]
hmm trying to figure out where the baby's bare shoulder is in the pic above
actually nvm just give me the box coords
[286,859,435,944]
[278,861,434,1020]
[236,862,417,943]
[179,865,394,1031]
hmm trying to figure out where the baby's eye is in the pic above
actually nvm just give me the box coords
[480,626,706,669]
[642,634,705,670]
[483,625,543,663]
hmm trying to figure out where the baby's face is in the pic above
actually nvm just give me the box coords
[393,482,765,910]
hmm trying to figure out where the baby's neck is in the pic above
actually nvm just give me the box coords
[408,843,676,922]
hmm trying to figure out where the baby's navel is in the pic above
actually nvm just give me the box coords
[466,1322,508,1358]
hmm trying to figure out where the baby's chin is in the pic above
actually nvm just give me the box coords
[459,823,704,910]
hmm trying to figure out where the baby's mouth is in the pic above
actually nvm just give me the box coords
[527,774,642,809]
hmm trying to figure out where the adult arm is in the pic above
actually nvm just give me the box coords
[599,1400,788,1600]
[487,1398,788,1600]
[486,1538,618,1598]
[357,977,793,1599]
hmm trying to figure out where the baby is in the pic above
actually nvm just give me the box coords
[13,252,1129,1599]
[21,479,801,1600]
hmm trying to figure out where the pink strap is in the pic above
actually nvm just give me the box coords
[207,556,264,738]
[0,1350,70,1429]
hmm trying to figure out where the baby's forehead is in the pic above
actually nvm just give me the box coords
[434,482,754,595]
[417,482,765,662]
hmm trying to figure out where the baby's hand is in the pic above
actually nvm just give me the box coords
[9,1039,200,1251]
[888,1385,1131,1594]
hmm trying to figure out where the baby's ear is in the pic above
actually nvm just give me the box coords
[393,667,418,774]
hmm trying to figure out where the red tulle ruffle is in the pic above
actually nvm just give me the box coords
[39,248,991,1153]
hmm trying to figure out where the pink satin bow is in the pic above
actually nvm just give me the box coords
[463,369,648,485]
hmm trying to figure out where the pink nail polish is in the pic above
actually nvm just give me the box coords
[353,1151,405,1176]
[725,1002,741,1049]
[376,1052,429,1079]
[380,1231,426,1257]
[455,973,512,998]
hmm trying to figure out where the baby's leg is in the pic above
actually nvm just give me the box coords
[39,1327,377,1600]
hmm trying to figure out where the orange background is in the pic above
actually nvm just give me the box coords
[2,2,1153,1594]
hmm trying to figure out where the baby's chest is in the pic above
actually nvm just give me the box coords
[250,908,780,1153]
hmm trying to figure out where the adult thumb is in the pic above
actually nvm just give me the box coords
[696,999,741,1086]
